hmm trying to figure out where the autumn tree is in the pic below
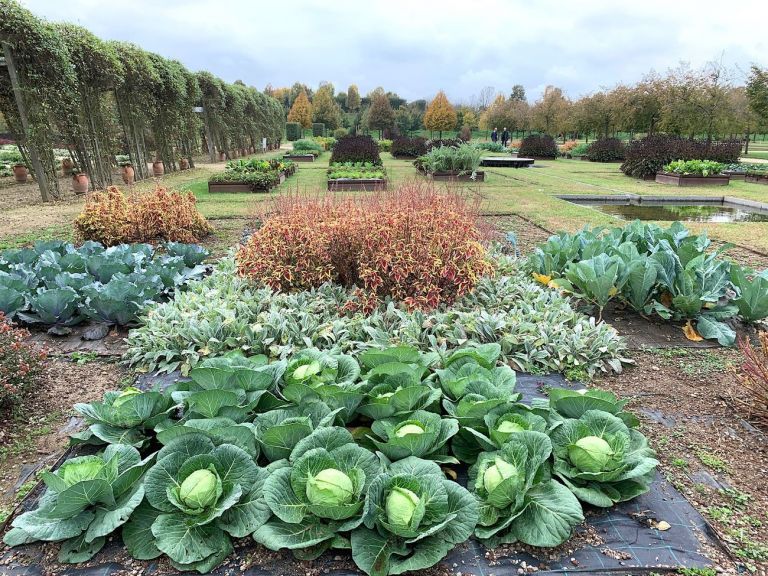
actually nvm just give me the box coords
[346,84,361,111]
[312,84,342,130]
[424,90,457,138]
[531,86,570,136]
[287,89,312,128]
[366,87,395,138]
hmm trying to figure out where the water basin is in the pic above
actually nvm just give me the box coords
[561,196,768,223]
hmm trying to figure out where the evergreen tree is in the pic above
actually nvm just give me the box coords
[287,89,312,128]
[423,90,457,138]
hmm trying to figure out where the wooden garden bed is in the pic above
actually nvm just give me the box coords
[655,172,730,187]
[208,182,269,193]
[428,171,485,182]
[745,174,768,185]
[327,178,387,191]
[284,154,315,162]
[723,171,746,181]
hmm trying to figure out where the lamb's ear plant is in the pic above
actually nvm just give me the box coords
[351,457,479,576]
[253,426,383,559]
[124,434,269,573]
[550,410,658,507]
[469,431,583,548]
[3,445,153,563]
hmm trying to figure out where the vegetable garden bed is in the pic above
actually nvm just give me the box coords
[746,173,768,184]
[655,172,730,186]
[327,178,387,191]
[428,170,485,182]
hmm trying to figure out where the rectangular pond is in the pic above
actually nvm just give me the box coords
[560,195,768,223]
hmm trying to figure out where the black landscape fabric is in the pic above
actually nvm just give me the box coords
[1,373,719,575]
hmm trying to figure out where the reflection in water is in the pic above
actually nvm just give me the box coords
[569,201,768,223]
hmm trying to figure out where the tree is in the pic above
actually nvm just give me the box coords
[366,87,395,138]
[287,89,312,129]
[747,65,768,124]
[346,84,361,111]
[423,90,457,138]
[312,84,342,130]
[477,86,496,110]
[395,106,421,136]
[510,84,526,102]
[531,86,570,136]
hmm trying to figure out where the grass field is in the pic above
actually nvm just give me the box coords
[2,148,768,255]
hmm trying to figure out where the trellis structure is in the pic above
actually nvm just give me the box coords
[0,0,284,202]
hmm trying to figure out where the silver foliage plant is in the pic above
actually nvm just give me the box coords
[124,253,629,377]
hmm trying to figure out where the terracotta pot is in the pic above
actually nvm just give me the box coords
[72,173,89,194]
[152,161,164,177]
[179,158,190,170]
[61,158,74,175]
[219,152,226,162]
[121,164,135,185]
[12,164,28,183]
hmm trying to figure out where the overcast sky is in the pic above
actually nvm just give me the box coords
[21,0,767,103]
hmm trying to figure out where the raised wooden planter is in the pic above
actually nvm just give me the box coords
[722,171,745,181]
[746,174,768,184]
[327,178,387,191]
[655,172,730,187]
[480,157,534,168]
[428,171,485,182]
[284,154,315,162]
[208,182,267,193]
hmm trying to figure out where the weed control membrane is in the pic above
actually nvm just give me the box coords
[1,374,720,575]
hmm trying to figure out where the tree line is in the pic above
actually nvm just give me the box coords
[272,61,768,143]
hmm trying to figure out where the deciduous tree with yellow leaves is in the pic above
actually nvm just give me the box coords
[424,91,457,138]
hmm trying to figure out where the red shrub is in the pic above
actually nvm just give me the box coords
[736,333,768,428]
[74,185,213,246]
[236,182,493,312]
[0,313,47,410]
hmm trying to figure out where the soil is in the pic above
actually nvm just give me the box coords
[0,357,125,523]
[593,348,768,573]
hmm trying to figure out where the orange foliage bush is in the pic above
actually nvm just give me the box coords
[560,140,579,152]
[236,183,493,312]
[74,186,212,246]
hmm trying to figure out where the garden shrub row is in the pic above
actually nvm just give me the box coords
[518,134,558,159]
[5,342,655,575]
[391,136,427,158]
[236,185,487,311]
[74,186,212,246]
[285,122,302,141]
[586,138,626,162]
[527,220,768,345]
[329,135,382,165]
[0,241,209,328]
[620,135,741,179]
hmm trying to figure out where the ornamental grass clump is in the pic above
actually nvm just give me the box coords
[74,186,212,246]
[236,183,493,312]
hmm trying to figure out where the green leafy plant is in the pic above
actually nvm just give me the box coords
[126,434,269,572]
[469,431,583,547]
[663,159,724,176]
[550,410,658,507]
[368,410,459,463]
[253,426,382,559]
[351,457,478,576]
[3,444,153,563]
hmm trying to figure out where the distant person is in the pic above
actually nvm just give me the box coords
[491,128,498,143]
[501,127,510,148]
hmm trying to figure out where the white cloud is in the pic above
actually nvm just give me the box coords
[20,0,768,101]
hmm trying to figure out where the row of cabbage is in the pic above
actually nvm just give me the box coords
[4,343,657,575]
[528,221,768,345]
[0,241,209,329]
